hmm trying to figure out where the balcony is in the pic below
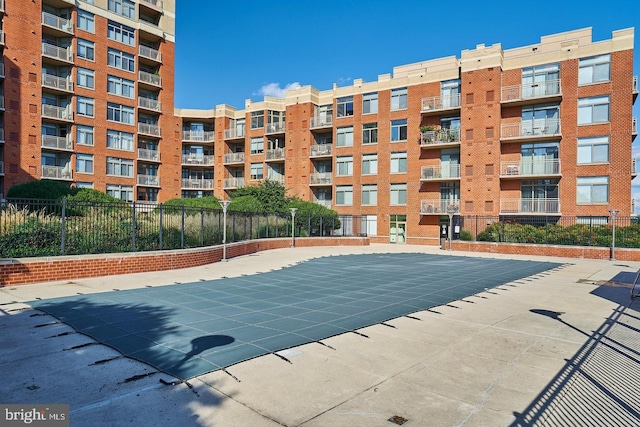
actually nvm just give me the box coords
[138,70,162,88]
[0,161,3,175]
[137,123,160,138]
[183,178,215,190]
[500,118,561,142]
[0,96,4,111]
[420,199,460,215]
[42,74,73,94]
[42,165,72,180]
[42,104,73,122]
[41,135,73,151]
[0,31,4,46]
[634,76,638,102]
[420,129,461,148]
[633,117,637,140]
[421,94,461,115]
[223,177,244,189]
[265,148,285,161]
[138,97,162,112]
[223,128,245,140]
[182,154,214,165]
[0,62,4,78]
[223,152,244,164]
[182,130,215,142]
[633,159,638,178]
[310,172,332,186]
[137,148,160,162]
[310,115,333,129]
[42,11,74,35]
[140,0,163,13]
[501,79,562,105]
[267,175,285,185]
[42,43,73,64]
[500,159,561,179]
[420,164,461,181]
[314,199,332,209]
[265,122,285,134]
[500,198,560,215]
[136,175,160,187]
[0,0,4,14]
[0,128,4,143]
[310,144,332,158]
[139,45,162,63]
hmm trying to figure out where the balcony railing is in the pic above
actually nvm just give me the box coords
[41,135,73,151]
[223,177,244,189]
[501,79,561,102]
[42,11,73,34]
[314,199,332,208]
[420,129,461,147]
[501,118,561,140]
[0,161,3,175]
[182,178,214,189]
[265,148,285,161]
[140,0,163,12]
[138,70,162,87]
[0,31,4,46]
[421,94,461,113]
[267,175,285,184]
[182,130,215,142]
[223,152,245,164]
[0,128,4,143]
[500,198,560,214]
[0,96,4,110]
[138,97,161,112]
[265,122,285,134]
[420,199,460,215]
[42,43,73,62]
[42,165,72,180]
[633,158,637,176]
[42,104,73,121]
[310,144,332,157]
[310,115,333,129]
[137,175,160,186]
[0,62,4,78]
[0,0,5,13]
[138,123,161,137]
[633,117,637,135]
[420,164,461,180]
[633,76,638,94]
[223,128,245,139]
[182,154,214,165]
[500,159,560,177]
[139,45,162,62]
[310,172,332,185]
[42,74,73,92]
[138,148,160,162]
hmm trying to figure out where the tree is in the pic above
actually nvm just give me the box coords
[229,181,291,214]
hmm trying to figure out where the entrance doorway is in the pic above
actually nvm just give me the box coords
[389,215,406,244]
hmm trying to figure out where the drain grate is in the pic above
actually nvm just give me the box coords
[388,415,408,425]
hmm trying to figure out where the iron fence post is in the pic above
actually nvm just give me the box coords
[181,205,185,249]
[319,216,323,236]
[200,208,204,247]
[501,219,505,242]
[159,204,163,250]
[61,198,66,255]
[132,202,136,252]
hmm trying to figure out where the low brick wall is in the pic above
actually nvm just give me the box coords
[0,237,369,287]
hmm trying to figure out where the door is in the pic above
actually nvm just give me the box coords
[441,80,460,108]
[440,149,460,178]
[389,215,407,244]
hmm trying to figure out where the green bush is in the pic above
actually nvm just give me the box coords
[228,195,264,213]
[459,229,473,241]
[7,180,76,200]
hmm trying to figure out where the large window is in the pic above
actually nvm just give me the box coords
[362,123,378,144]
[76,154,93,174]
[106,157,134,177]
[108,48,135,73]
[76,125,94,146]
[108,0,135,19]
[250,137,264,154]
[362,92,378,114]
[77,39,95,61]
[107,75,135,98]
[250,163,264,180]
[251,111,264,129]
[107,130,134,151]
[336,186,353,205]
[390,152,407,173]
[77,11,95,33]
[336,126,354,147]
[107,103,135,124]
[390,183,407,205]
[578,96,609,125]
[336,96,354,117]
[579,54,611,85]
[391,119,408,141]
[77,96,94,117]
[107,184,133,202]
[77,68,94,89]
[336,156,353,176]
[361,185,377,206]
[362,154,378,175]
[578,136,609,164]
[391,88,408,111]
[577,176,609,204]
[107,21,135,46]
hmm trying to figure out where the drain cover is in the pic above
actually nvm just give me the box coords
[388,415,408,425]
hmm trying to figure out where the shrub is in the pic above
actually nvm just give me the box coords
[7,180,76,200]
[159,196,221,215]
[459,229,473,241]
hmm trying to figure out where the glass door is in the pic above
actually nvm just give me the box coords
[441,80,460,108]
[440,149,460,178]
[389,215,407,244]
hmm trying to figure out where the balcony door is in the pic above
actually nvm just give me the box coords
[521,105,559,136]
[521,142,559,175]
[522,63,559,98]
[440,149,459,178]
[441,80,460,108]
[521,180,559,213]
[440,183,460,212]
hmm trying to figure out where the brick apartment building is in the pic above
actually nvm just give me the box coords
[0,1,636,245]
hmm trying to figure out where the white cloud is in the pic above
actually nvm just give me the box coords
[254,82,301,98]
[337,77,352,85]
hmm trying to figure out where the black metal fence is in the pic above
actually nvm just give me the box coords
[0,199,369,258]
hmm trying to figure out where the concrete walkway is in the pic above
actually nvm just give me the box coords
[1,244,639,426]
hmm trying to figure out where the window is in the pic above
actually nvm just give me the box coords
[77,68,94,89]
[107,130,134,151]
[251,111,264,129]
[77,97,94,117]
[108,48,135,72]
[107,184,133,202]
[336,96,354,117]
[107,21,135,46]
[362,185,377,206]
[107,103,135,125]
[76,125,94,146]
[107,75,135,98]
[390,152,407,173]
[362,123,378,144]
[107,157,134,177]
[250,137,264,154]
[391,119,408,141]
[578,136,609,164]
[336,186,353,205]
[577,176,609,204]
[77,11,95,33]
[250,163,264,180]
[362,92,378,114]
[336,156,353,176]
[578,96,609,124]
[576,216,609,225]
[363,215,377,236]
[76,154,93,174]
[336,126,354,147]
[77,39,95,61]
[390,183,407,205]
[579,54,611,85]
[391,88,408,110]
[362,154,378,175]
[76,182,94,189]
[108,0,135,19]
